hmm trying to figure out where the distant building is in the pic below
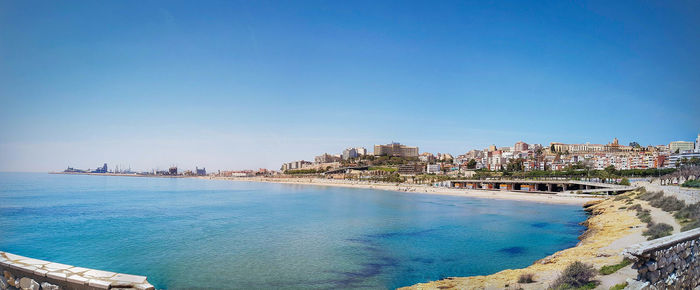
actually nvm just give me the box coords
[356,147,367,156]
[92,163,108,173]
[168,166,178,175]
[419,152,436,163]
[281,160,312,171]
[669,141,694,153]
[397,164,424,175]
[696,134,700,153]
[514,141,529,152]
[668,152,700,168]
[373,143,419,157]
[426,164,441,174]
[315,153,341,164]
[342,148,358,160]
[196,167,206,176]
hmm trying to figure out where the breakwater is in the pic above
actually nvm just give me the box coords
[0,251,154,290]
[623,228,700,289]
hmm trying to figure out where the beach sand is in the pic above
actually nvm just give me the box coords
[212,177,604,205]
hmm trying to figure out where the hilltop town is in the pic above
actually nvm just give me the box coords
[59,135,700,188]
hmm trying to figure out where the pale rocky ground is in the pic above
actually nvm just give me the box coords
[634,180,700,204]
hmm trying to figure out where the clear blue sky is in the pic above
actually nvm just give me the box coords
[1,0,699,172]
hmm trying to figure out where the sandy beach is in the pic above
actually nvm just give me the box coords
[211,176,605,205]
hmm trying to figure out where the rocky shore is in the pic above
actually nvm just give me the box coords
[401,192,650,289]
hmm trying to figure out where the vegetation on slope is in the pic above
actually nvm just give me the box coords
[599,259,632,275]
[549,261,598,290]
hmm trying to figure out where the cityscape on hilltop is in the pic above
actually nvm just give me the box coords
[63,134,700,182]
[275,134,700,178]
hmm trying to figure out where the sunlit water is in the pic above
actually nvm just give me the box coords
[0,173,586,289]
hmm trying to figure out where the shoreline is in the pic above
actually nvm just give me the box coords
[46,172,644,289]
[211,176,605,205]
[402,194,646,289]
[50,172,606,205]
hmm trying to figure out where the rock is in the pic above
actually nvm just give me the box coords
[18,277,38,290]
[40,282,59,290]
[647,261,658,272]
[0,276,8,290]
[2,272,11,283]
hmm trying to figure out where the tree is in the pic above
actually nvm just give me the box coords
[604,165,616,175]
[629,142,641,148]
[467,159,477,169]
[620,178,630,186]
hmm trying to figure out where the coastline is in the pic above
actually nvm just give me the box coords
[218,176,644,289]
[47,172,645,289]
[401,195,646,289]
[211,176,605,205]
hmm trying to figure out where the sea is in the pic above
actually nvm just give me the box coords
[0,172,587,289]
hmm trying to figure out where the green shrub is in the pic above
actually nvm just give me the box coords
[649,196,685,212]
[682,179,700,188]
[674,203,700,220]
[518,273,535,283]
[599,259,632,275]
[619,178,630,186]
[610,282,628,290]
[643,223,673,240]
[636,209,652,224]
[638,191,664,201]
[628,204,642,211]
[637,190,685,212]
[549,262,597,289]
[614,195,630,201]
[680,219,700,231]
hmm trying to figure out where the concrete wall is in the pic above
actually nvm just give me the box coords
[623,228,700,289]
[0,251,154,290]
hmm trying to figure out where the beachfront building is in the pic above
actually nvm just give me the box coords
[667,152,700,168]
[373,143,419,157]
[669,141,695,153]
[281,160,312,171]
[340,147,366,160]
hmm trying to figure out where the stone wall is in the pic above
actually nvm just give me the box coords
[623,228,700,289]
[0,251,154,290]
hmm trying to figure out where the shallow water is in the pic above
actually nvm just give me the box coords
[0,173,586,289]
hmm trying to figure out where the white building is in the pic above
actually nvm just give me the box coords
[426,164,441,174]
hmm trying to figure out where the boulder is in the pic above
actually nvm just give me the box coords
[40,282,59,290]
[18,278,39,290]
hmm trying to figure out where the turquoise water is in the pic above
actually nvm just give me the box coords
[0,173,586,289]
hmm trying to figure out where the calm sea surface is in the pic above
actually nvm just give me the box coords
[0,173,587,289]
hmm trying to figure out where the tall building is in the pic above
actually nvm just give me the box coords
[92,163,108,173]
[373,143,419,157]
[514,141,529,152]
[342,148,358,160]
[696,134,700,153]
[669,141,694,153]
[196,167,206,176]
[281,160,312,171]
[315,153,340,163]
